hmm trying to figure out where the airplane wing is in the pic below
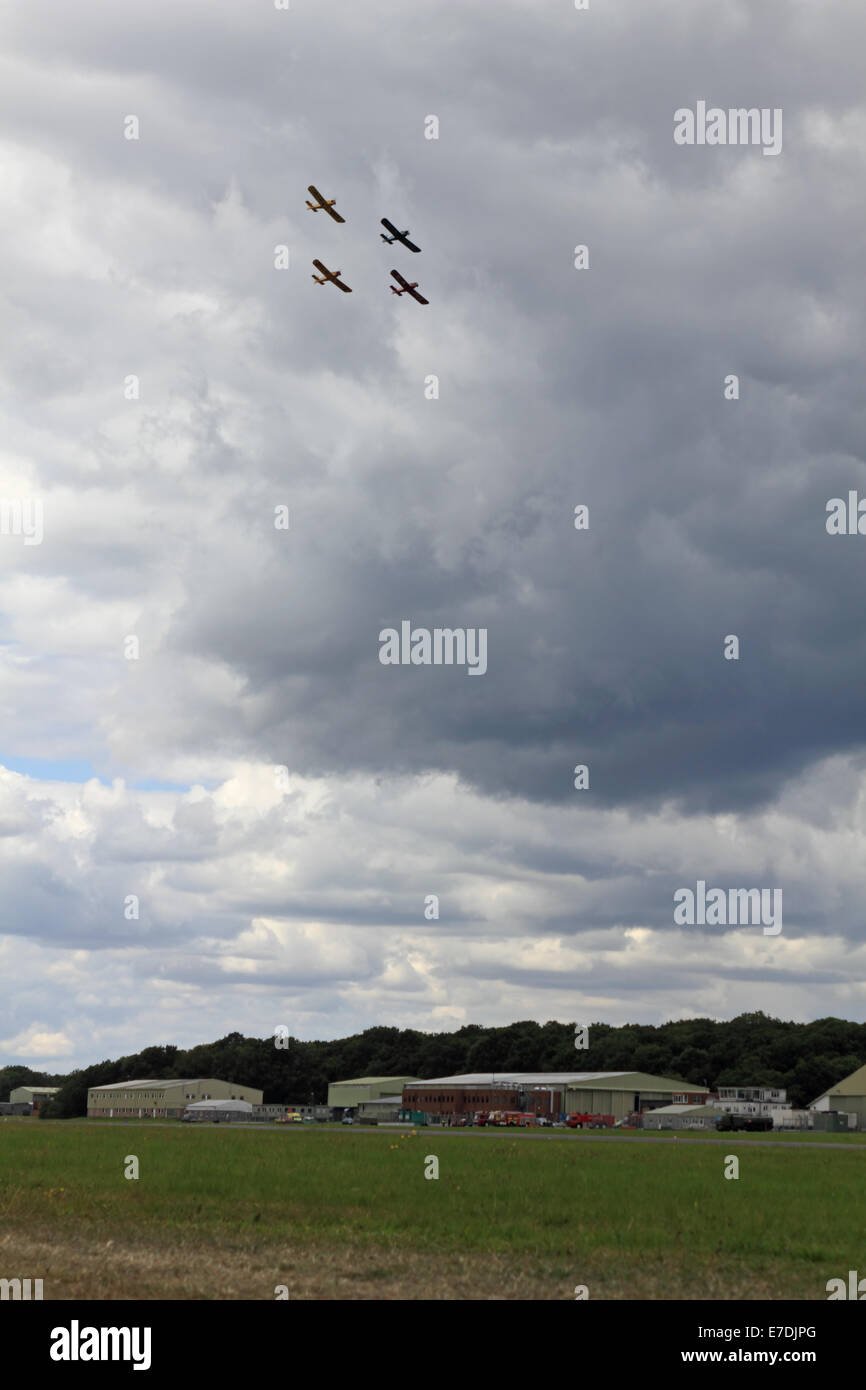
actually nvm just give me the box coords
[381,218,399,237]
[333,275,352,292]
[323,203,345,223]
[407,285,429,305]
[390,268,409,288]
[312,259,331,275]
[307,185,324,204]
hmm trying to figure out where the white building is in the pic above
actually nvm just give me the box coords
[713,1086,790,1117]
[183,1098,254,1122]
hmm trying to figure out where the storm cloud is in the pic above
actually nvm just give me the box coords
[1,0,865,1067]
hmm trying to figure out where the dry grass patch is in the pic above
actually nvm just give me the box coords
[0,1226,822,1301]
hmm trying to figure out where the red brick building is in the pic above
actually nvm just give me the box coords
[402,1070,698,1124]
[402,1075,564,1122]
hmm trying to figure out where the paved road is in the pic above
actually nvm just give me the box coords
[17,1119,866,1152]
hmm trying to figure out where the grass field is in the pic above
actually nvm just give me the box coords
[1,1122,862,1299]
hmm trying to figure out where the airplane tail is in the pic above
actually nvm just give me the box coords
[306,201,318,211]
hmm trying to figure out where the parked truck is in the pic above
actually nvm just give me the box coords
[565,1113,615,1129]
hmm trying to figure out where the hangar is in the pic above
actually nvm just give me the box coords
[809,1062,866,1128]
[87,1078,263,1119]
[327,1076,420,1115]
[10,1086,59,1111]
[402,1071,703,1123]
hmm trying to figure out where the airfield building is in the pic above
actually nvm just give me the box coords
[641,1104,726,1131]
[183,1098,254,1122]
[327,1076,420,1118]
[809,1061,866,1129]
[87,1078,263,1119]
[356,1095,404,1123]
[401,1071,700,1124]
[713,1087,790,1117]
[10,1086,59,1111]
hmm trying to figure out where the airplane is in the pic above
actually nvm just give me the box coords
[312,259,352,292]
[389,268,428,304]
[306,185,345,223]
[380,218,421,252]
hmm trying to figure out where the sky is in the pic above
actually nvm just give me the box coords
[1,0,865,1073]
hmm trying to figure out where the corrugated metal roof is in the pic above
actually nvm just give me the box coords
[402,1071,698,1090]
[329,1076,420,1086]
[647,1104,724,1115]
[813,1062,866,1100]
[403,1072,630,1087]
[88,1079,210,1091]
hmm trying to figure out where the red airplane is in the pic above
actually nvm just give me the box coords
[389,268,428,305]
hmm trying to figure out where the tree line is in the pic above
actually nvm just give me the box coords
[3,1011,863,1118]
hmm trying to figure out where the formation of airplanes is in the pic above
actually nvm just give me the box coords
[307,186,428,303]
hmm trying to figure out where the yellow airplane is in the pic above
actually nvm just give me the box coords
[306,185,345,223]
[311,259,352,292]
